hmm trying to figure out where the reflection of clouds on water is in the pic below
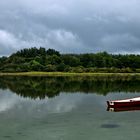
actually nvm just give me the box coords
[46,93,84,113]
[0,90,85,114]
[0,90,20,112]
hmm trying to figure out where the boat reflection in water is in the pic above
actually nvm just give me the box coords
[107,106,140,112]
[107,97,140,112]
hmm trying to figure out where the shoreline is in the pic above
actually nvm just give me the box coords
[0,72,140,77]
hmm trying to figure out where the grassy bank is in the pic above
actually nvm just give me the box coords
[0,72,140,77]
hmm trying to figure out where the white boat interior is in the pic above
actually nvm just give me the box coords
[113,97,140,102]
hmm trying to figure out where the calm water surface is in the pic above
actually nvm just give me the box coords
[0,76,140,140]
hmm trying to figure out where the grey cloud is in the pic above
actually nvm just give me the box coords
[0,0,140,55]
[98,33,140,54]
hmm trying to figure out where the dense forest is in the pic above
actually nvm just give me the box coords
[0,47,140,73]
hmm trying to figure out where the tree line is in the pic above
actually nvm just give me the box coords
[0,47,140,72]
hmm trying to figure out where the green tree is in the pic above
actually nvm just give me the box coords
[46,48,60,56]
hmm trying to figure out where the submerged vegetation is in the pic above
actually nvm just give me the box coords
[0,47,140,73]
[0,76,140,99]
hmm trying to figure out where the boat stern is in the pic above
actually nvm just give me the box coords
[107,101,114,107]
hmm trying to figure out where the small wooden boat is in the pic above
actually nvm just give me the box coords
[107,97,140,108]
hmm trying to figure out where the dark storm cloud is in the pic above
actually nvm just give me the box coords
[0,0,140,55]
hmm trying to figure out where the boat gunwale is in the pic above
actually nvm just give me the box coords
[108,97,140,103]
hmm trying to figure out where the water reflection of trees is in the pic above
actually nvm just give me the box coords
[0,76,140,99]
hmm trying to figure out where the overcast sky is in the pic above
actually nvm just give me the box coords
[0,0,140,56]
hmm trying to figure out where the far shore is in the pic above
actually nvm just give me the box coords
[0,72,140,77]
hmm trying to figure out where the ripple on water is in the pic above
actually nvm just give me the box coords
[101,124,120,128]
[3,135,12,139]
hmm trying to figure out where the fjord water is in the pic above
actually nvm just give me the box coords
[0,76,140,140]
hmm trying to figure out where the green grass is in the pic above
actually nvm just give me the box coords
[0,72,140,77]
